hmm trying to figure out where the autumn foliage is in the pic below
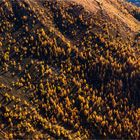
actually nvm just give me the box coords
[0,0,140,139]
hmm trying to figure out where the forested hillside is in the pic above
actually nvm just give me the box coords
[0,0,140,139]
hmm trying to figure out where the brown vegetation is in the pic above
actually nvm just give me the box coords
[0,0,140,139]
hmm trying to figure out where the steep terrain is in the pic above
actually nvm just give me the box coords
[0,0,140,139]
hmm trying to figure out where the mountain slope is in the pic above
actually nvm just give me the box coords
[71,0,140,32]
[0,0,140,139]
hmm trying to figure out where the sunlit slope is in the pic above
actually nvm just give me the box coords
[0,0,140,139]
[71,0,140,32]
